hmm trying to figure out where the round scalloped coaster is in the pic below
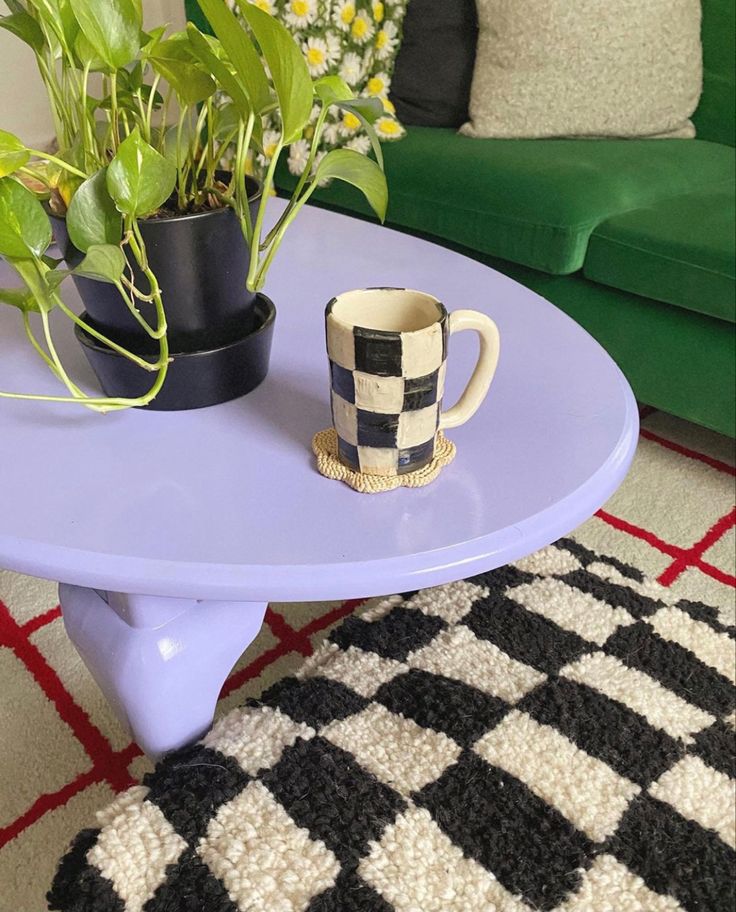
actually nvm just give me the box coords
[312,428,456,494]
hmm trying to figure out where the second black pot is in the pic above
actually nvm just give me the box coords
[51,176,261,351]
[76,293,276,411]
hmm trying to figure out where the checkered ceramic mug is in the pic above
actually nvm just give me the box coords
[326,287,500,476]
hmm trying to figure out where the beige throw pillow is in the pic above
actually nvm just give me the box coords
[461,0,703,140]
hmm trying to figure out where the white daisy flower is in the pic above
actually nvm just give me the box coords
[339,51,363,86]
[346,134,371,155]
[365,71,390,97]
[262,129,280,161]
[248,0,274,13]
[256,128,281,169]
[323,121,342,145]
[375,20,398,59]
[325,31,342,63]
[287,138,310,175]
[351,10,374,44]
[333,0,355,32]
[375,115,403,139]
[372,0,384,22]
[339,110,362,137]
[285,0,317,30]
[303,36,330,76]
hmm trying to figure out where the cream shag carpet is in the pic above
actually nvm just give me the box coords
[1,410,734,911]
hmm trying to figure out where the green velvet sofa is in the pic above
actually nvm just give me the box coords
[187,0,735,436]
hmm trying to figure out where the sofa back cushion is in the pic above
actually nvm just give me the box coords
[461,0,703,140]
[389,0,478,128]
[693,0,736,145]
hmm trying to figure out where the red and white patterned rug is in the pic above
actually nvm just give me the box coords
[1,409,734,911]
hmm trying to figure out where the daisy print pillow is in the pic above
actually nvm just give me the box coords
[233,0,408,175]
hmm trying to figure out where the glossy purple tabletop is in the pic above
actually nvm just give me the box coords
[0,202,638,602]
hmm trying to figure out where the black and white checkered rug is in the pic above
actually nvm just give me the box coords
[49,539,736,912]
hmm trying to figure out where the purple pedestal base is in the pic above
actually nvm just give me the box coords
[59,584,267,757]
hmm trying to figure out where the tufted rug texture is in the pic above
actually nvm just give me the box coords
[48,536,736,911]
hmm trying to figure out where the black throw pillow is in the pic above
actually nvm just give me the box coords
[390,0,478,128]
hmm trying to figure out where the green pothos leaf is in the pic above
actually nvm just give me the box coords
[0,11,45,53]
[67,167,122,252]
[0,286,38,312]
[0,129,30,178]
[73,243,126,284]
[69,0,141,70]
[0,177,52,260]
[106,128,176,218]
[312,149,387,222]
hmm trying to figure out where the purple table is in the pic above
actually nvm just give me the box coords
[0,202,638,755]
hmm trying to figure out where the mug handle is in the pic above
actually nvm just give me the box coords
[439,310,501,430]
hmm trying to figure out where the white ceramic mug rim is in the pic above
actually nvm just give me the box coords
[327,287,448,336]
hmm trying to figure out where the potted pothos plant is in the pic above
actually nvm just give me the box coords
[0,0,387,411]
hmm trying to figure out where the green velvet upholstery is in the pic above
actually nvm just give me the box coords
[278,130,734,276]
[487,252,736,439]
[585,185,736,323]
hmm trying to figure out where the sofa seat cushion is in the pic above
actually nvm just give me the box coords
[584,185,736,322]
[280,127,735,275]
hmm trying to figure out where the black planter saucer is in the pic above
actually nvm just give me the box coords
[75,293,276,411]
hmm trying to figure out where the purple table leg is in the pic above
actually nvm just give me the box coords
[58,584,268,757]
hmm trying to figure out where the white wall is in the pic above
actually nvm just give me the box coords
[0,1,187,149]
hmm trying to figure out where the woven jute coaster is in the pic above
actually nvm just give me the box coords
[312,428,456,493]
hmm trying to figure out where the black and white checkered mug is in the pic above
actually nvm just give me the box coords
[326,288,500,476]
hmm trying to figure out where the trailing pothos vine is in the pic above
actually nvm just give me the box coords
[0,0,387,412]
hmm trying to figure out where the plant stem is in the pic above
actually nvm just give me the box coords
[230,118,244,198]
[36,56,66,147]
[110,71,121,149]
[78,61,93,171]
[175,104,190,211]
[232,113,255,244]
[190,103,209,206]
[22,310,85,396]
[127,220,170,405]
[261,109,327,251]
[135,89,149,142]
[56,301,162,370]
[37,303,91,404]
[205,97,216,190]
[254,178,320,290]
[23,311,56,372]
[291,107,328,204]
[146,73,162,133]
[25,149,87,180]
[246,135,281,292]
[0,389,131,409]
[157,87,173,153]
[212,129,238,178]
[116,278,164,338]
[6,231,173,412]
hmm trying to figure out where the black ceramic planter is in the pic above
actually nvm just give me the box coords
[50,176,261,351]
[75,294,276,411]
